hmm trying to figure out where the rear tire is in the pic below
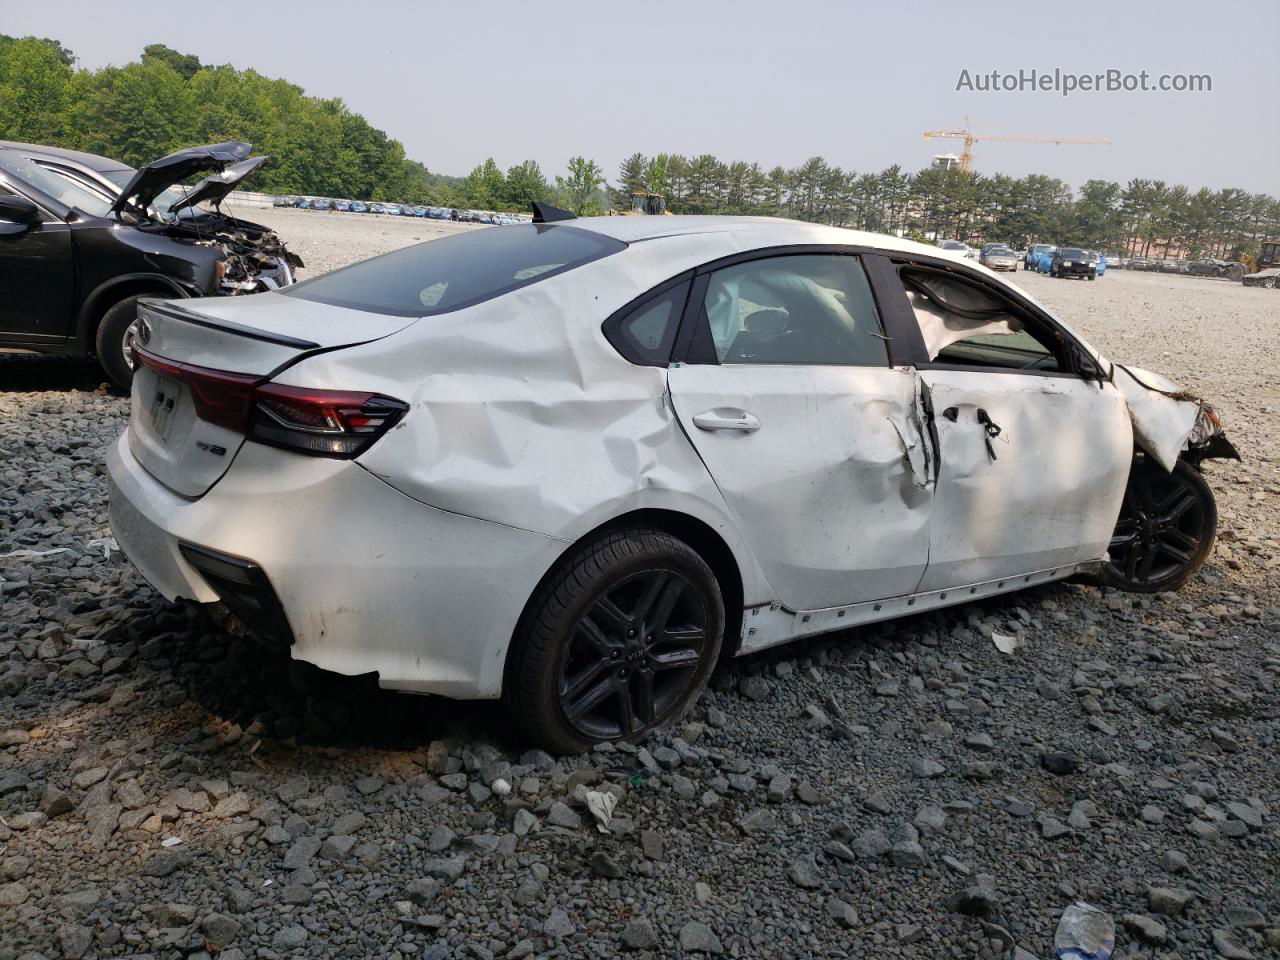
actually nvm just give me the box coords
[1098,457,1216,593]
[504,529,724,754]
[95,294,147,391]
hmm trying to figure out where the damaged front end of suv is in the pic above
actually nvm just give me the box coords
[109,143,304,294]
[0,138,308,387]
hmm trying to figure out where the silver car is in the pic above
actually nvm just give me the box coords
[979,244,1019,272]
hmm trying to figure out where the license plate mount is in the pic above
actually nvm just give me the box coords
[148,376,181,443]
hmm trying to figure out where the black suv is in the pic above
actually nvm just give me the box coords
[1050,247,1097,280]
[0,141,302,387]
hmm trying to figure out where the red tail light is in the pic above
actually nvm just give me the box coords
[251,384,408,458]
[132,345,407,459]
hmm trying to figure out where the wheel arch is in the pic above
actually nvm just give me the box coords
[505,507,748,697]
[77,274,194,355]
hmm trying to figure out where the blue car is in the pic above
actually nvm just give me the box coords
[350,200,368,213]
[334,199,351,212]
[410,205,428,217]
[1025,243,1052,271]
[311,198,332,211]
[296,198,311,209]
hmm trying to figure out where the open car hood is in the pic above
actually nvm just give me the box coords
[109,141,252,217]
[166,155,268,214]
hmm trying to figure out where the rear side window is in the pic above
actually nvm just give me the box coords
[602,279,690,366]
[282,224,625,317]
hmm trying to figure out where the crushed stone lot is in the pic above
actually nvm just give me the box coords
[1,211,1278,960]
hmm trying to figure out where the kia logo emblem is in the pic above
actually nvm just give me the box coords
[136,317,152,345]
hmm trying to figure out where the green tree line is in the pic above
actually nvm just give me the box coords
[0,36,434,202]
[609,152,1280,259]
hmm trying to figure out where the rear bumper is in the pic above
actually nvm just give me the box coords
[107,431,568,698]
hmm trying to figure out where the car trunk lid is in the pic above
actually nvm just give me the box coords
[127,295,418,498]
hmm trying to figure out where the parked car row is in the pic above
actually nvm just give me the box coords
[273,195,531,224]
[1125,257,1246,280]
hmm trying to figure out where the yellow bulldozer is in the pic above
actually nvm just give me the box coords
[1241,241,1280,288]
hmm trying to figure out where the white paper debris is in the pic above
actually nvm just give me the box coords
[992,632,1025,654]
[0,548,73,560]
[585,790,617,834]
[161,836,183,847]
[86,537,119,560]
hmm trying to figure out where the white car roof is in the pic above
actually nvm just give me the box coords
[568,215,960,262]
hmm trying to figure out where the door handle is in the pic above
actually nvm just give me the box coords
[692,410,761,432]
[941,406,958,422]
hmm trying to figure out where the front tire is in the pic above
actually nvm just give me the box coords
[504,529,724,754]
[1099,457,1217,592]
[95,294,147,391]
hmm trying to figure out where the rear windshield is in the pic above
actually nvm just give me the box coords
[282,224,624,317]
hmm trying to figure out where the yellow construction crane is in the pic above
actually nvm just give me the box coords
[923,116,1110,173]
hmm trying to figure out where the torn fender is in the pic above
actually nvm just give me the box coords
[1108,364,1206,472]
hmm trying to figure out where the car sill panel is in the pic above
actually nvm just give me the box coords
[738,561,1100,655]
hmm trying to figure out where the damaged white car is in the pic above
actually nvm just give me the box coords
[107,208,1239,752]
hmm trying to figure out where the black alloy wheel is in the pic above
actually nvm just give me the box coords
[559,567,710,741]
[505,529,724,754]
[1101,457,1217,592]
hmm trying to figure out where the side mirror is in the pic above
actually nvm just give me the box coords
[0,194,41,228]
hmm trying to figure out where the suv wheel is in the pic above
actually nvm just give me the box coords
[95,294,147,390]
[505,529,724,754]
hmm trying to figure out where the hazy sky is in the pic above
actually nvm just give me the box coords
[7,0,1279,193]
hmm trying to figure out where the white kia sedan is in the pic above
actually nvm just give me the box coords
[108,211,1238,752]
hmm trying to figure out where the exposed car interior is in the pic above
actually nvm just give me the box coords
[900,265,1064,372]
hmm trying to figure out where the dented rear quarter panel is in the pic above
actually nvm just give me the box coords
[276,232,779,607]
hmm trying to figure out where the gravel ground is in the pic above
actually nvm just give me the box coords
[1,215,1277,960]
